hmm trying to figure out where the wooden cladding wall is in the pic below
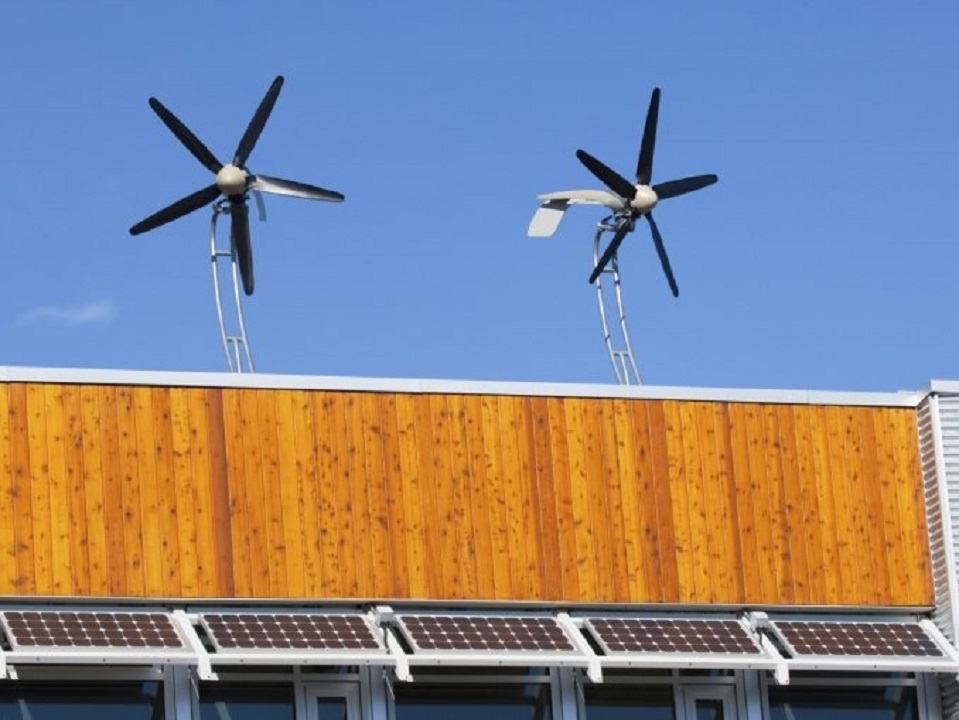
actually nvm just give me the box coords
[0,382,932,606]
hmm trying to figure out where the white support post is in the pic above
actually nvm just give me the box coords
[554,612,602,683]
[171,610,213,681]
[383,629,411,682]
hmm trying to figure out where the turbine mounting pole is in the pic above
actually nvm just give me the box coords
[210,200,255,373]
[593,216,642,385]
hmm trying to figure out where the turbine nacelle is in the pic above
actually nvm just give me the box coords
[630,185,658,213]
[216,165,249,196]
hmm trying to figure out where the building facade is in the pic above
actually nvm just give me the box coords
[1,367,958,719]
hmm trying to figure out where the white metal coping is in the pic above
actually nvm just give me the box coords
[5,606,958,684]
[0,365,928,407]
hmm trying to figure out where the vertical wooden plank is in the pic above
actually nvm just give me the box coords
[495,395,532,598]
[394,393,428,597]
[479,394,514,598]
[824,405,858,603]
[0,385,14,594]
[7,384,35,594]
[711,404,746,603]
[561,397,598,601]
[221,388,251,597]
[290,390,322,596]
[872,408,910,603]
[43,384,72,594]
[60,385,90,596]
[322,391,356,596]
[131,387,163,597]
[545,398,580,600]
[313,391,343,596]
[644,400,680,602]
[413,393,450,597]
[529,396,562,600]
[855,407,890,603]
[274,390,306,598]
[238,388,270,596]
[890,408,933,604]
[97,386,127,596]
[169,387,200,597]
[623,400,661,601]
[25,384,53,594]
[776,406,808,604]
[344,392,375,598]
[678,402,711,602]
[77,386,107,595]
[255,389,288,596]
[116,386,146,596]
[462,394,495,599]
[204,388,235,597]
[839,406,874,603]
[376,393,410,598]
[98,385,127,596]
[792,405,825,604]
[150,388,181,595]
[695,402,732,603]
[663,400,696,601]
[446,394,480,598]
[683,402,732,602]
[186,387,218,597]
[360,392,393,598]
[742,403,777,601]
[809,406,842,604]
[726,403,764,602]
[513,397,545,599]
[759,405,791,602]
[595,399,629,601]
[577,398,615,601]
[611,398,650,601]
[431,394,464,598]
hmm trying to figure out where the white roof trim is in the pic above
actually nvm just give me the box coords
[0,366,925,408]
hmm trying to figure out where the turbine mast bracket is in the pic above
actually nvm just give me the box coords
[593,215,642,385]
[210,200,256,373]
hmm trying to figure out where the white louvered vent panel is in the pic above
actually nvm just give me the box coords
[918,400,955,640]
[924,396,959,720]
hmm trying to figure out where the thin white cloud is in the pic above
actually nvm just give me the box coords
[17,299,116,327]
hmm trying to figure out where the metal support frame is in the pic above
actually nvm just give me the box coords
[210,201,255,373]
[592,216,642,385]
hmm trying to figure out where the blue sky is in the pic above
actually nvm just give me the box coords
[1,2,957,392]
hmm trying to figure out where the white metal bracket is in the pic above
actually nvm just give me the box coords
[171,610,213,681]
[555,612,603,683]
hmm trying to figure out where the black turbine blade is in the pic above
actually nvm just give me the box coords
[250,174,345,202]
[589,219,632,284]
[646,213,678,297]
[576,149,636,200]
[653,174,718,200]
[148,98,223,175]
[234,75,284,167]
[636,87,661,185]
[130,183,221,235]
[230,198,255,295]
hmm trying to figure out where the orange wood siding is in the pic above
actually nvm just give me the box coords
[0,382,933,606]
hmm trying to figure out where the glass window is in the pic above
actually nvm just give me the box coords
[394,682,552,720]
[0,682,162,720]
[583,685,675,720]
[767,685,919,720]
[199,683,294,720]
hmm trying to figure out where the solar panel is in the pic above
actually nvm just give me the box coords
[771,620,945,658]
[395,614,577,653]
[584,617,764,656]
[0,611,184,651]
[199,613,384,653]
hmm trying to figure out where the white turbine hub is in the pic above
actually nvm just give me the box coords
[631,185,658,213]
[216,164,248,196]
